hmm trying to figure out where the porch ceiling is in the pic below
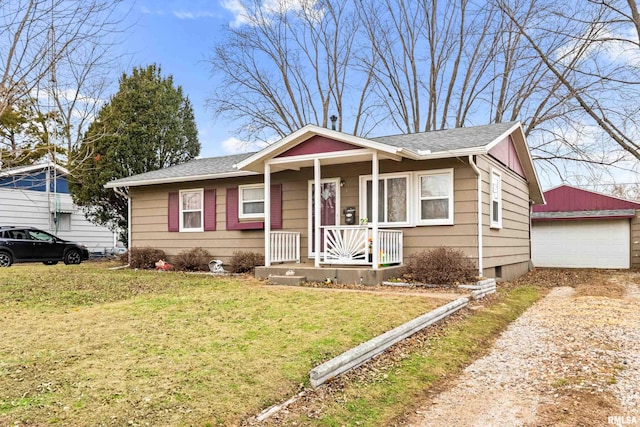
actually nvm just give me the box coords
[265,149,402,172]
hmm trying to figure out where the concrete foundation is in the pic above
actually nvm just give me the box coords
[483,260,530,282]
[255,264,404,285]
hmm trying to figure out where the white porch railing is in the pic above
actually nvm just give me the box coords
[323,226,369,264]
[270,231,300,263]
[378,229,403,265]
[322,226,403,266]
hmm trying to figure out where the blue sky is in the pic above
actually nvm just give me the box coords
[114,1,638,193]
[120,1,250,158]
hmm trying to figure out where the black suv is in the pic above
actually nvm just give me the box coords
[0,226,89,267]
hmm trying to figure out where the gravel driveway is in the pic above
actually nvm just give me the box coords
[406,271,640,427]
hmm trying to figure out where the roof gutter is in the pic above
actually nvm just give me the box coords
[112,186,131,265]
[468,155,483,277]
[104,170,257,189]
[398,146,486,161]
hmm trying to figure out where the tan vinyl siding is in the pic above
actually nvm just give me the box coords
[128,158,482,264]
[323,158,480,261]
[477,154,531,274]
[127,154,533,280]
[130,170,308,260]
[632,210,640,269]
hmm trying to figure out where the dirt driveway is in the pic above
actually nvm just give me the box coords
[405,270,640,427]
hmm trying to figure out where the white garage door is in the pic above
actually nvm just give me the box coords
[532,219,630,268]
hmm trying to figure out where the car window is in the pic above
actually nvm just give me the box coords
[28,230,55,242]
[7,230,28,240]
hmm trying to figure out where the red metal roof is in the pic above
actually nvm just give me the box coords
[533,184,640,212]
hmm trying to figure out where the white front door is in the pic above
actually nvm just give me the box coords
[308,178,341,257]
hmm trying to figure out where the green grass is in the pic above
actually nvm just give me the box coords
[292,285,543,426]
[0,262,442,426]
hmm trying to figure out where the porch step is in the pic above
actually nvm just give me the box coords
[268,275,307,286]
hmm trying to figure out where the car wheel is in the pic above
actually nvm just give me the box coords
[0,251,12,267]
[64,249,82,265]
[43,260,59,266]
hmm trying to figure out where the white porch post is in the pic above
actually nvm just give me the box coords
[371,151,379,269]
[264,162,271,267]
[314,158,321,267]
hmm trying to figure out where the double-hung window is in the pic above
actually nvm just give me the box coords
[361,174,410,225]
[490,169,502,228]
[239,184,265,219]
[180,189,203,231]
[417,169,454,225]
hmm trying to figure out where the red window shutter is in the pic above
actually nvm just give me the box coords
[168,192,179,232]
[204,189,216,231]
[270,184,282,230]
[225,184,282,231]
[226,187,240,230]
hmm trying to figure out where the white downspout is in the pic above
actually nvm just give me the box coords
[314,158,321,267]
[113,186,131,265]
[371,151,379,270]
[264,163,271,267]
[468,155,483,277]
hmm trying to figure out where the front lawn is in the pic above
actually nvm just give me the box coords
[0,263,441,426]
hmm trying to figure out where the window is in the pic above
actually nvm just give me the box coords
[28,229,55,241]
[239,184,265,219]
[180,189,203,231]
[490,169,502,228]
[51,213,71,232]
[360,174,409,225]
[417,169,454,225]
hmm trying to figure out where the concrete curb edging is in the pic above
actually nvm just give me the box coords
[309,296,470,388]
[469,279,497,300]
[458,278,496,290]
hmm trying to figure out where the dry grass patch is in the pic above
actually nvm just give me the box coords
[511,268,627,299]
[0,263,442,426]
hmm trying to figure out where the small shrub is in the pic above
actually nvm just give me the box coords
[401,247,477,287]
[127,247,167,269]
[173,247,213,271]
[229,251,264,274]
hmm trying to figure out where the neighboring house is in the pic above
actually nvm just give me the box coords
[106,121,545,282]
[0,162,117,253]
[532,185,640,269]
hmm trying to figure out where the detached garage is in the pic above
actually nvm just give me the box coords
[531,185,640,269]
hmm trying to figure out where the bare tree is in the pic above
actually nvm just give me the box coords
[210,0,638,186]
[0,0,126,164]
[497,0,640,161]
[208,0,375,142]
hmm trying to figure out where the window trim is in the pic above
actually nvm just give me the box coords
[238,183,265,219]
[179,188,204,232]
[51,212,71,232]
[358,172,412,227]
[416,168,454,226]
[490,168,502,229]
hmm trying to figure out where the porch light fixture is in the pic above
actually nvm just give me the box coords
[340,179,346,187]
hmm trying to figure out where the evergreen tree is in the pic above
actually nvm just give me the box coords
[70,65,200,242]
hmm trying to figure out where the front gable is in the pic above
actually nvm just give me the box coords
[235,124,402,173]
[277,135,361,157]
[488,136,525,178]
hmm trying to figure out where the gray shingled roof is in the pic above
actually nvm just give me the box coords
[106,122,519,188]
[372,121,518,154]
[106,152,256,187]
[532,209,637,220]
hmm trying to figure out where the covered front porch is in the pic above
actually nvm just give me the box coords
[267,226,403,268]
[233,130,407,274]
